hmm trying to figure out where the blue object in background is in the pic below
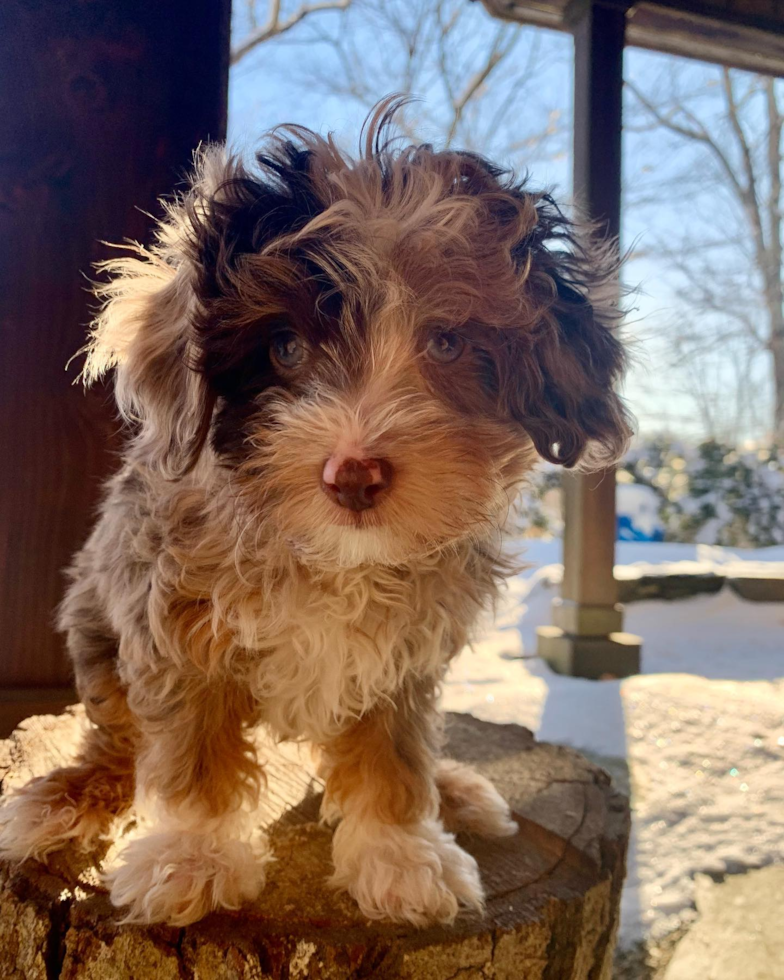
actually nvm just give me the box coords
[616,484,665,542]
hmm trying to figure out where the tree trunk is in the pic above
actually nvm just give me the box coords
[0,709,630,980]
[772,326,784,444]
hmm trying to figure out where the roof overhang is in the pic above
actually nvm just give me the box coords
[477,0,784,76]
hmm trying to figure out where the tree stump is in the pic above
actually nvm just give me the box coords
[0,708,629,980]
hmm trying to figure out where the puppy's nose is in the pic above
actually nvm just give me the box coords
[322,456,393,511]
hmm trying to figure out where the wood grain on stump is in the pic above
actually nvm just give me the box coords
[0,709,629,980]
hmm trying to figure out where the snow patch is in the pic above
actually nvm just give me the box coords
[444,540,784,946]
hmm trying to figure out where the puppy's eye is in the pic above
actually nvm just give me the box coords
[270,331,307,370]
[426,330,465,364]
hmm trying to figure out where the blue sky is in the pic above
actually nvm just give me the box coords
[228,3,779,444]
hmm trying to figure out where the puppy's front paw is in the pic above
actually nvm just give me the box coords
[331,816,483,926]
[105,829,269,925]
[0,771,115,862]
[437,760,518,838]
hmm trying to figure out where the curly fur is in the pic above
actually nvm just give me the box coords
[0,98,631,926]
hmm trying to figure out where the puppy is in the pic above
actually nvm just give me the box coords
[0,100,631,927]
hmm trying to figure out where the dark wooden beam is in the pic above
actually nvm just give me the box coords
[537,0,641,678]
[633,0,783,38]
[0,688,76,738]
[0,0,231,688]
[479,0,784,77]
[571,0,627,241]
[628,3,784,77]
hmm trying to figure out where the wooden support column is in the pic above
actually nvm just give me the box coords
[0,1,231,697]
[537,0,641,679]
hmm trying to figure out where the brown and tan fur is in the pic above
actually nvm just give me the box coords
[0,100,631,927]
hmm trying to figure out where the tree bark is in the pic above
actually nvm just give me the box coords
[764,78,784,443]
[773,335,784,443]
[0,708,629,980]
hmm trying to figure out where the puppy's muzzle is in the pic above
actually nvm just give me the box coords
[322,456,393,512]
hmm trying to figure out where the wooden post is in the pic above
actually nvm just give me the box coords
[0,1,231,699]
[537,0,641,678]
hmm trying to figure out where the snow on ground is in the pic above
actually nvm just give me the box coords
[442,539,784,945]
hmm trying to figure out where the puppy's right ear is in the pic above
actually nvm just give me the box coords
[502,195,633,469]
[81,148,229,478]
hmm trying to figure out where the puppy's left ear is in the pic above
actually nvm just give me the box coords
[504,196,633,469]
[80,148,230,478]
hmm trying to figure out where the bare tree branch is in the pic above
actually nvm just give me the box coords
[231,0,352,63]
[288,0,556,160]
[627,70,784,438]
[765,77,784,346]
[444,25,517,144]
[722,69,768,262]
[626,78,747,204]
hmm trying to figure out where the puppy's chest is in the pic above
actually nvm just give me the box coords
[230,571,461,741]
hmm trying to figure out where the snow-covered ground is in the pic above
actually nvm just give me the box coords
[442,540,784,946]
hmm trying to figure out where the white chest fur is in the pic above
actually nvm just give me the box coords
[227,559,471,742]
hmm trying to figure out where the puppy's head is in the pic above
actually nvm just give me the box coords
[85,100,632,567]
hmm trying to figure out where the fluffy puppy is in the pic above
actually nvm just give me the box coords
[0,100,631,927]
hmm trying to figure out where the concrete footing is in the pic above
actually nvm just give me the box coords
[537,625,642,679]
